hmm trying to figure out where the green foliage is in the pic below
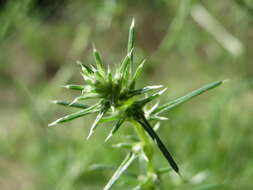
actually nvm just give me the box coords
[49,19,223,189]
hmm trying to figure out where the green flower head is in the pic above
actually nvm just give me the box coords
[49,19,224,178]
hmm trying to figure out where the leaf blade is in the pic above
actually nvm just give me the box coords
[103,152,137,190]
[62,84,84,91]
[86,102,110,139]
[153,80,225,115]
[105,117,126,142]
[48,104,100,127]
[52,100,89,109]
[136,113,179,174]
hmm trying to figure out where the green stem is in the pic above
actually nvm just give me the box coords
[131,120,155,173]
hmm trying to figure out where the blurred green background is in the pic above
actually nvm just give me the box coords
[1,0,253,189]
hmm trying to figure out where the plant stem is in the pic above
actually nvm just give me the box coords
[131,120,155,173]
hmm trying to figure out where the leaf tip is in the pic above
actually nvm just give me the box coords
[222,79,229,83]
[48,121,58,127]
[131,18,135,28]
[105,134,112,142]
[159,88,168,95]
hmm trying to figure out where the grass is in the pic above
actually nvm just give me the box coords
[0,0,253,190]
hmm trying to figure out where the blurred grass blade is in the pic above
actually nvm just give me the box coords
[105,117,126,142]
[88,164,114,171]
[137,113,179,174]
[103,152,137,190]
[112,143,133,149]
[52,100,89,109]
[191,4,244,57]
[153,80,224,115]
[87,103,110,139]
[157,167,172,175]
[48,103,100,127]
[123,85,163,99]
[62,84,84,91]
[190,184,223,190]
[119,49,134,87]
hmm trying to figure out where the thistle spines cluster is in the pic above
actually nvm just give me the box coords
[49,18,224,189]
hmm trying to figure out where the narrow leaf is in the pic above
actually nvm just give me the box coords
[51,100,89,109]
[127,18,135,75]
[48,104,100,127]
[129,59,146,89]
[136,88,167,106]
[128,18,135,55]
[153,80,224,115]
[123,85,163,99]
[100,114,120,123]
[77,61,93,74]
[136,113,179,174]
[71,93,101,105]
[105,117,126,142]
[103,152,137,190]
[62,84,84,91]
[87,103,110,139]
[93,46,105,75]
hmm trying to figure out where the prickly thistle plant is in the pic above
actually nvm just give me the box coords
[49,19,224,189]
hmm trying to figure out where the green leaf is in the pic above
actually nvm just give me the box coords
[77,61,93,74]
[48,103,100,127]
[123,85,163,99]
[136,113,179,174]
[153,80,225,115]
[71,93,101,105]
[112,143,133,149]
[105,117,126,142]
[86,102,110,139]
[127,18,135,75]
[130,59,146,89]
[136,88,167,106]
[128,18,135,55]
[62,84,84,91]
[119,49,133,88]
[100,114,120,123]
[51,100,89,109]
[93,46,105,75]
[103,152,137,190]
